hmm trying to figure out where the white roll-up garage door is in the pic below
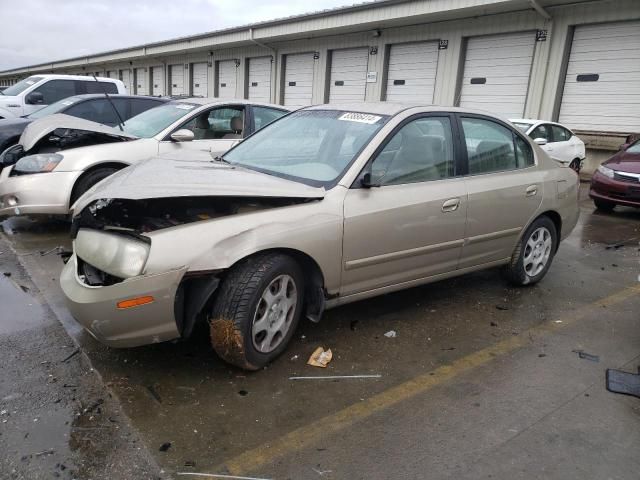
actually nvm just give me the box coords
[459,31,536,118]
[107,70,117,79]
[191,63,208,97]
[283,53,314,108]
[217,60,237,99]
[120,69,132,93]
[329,48,369,103]
[135,68,147,95]
[385,42,439,103]
[559,21,640,132]
[170,64,185,96]
[152,66,164,96]
[248,57,272,103]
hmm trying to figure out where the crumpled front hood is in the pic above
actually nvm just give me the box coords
[19,113,137,151]
[73,154,326,213]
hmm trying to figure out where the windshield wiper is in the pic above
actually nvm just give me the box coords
[210,153,231,164]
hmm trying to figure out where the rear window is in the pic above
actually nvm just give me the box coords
[83,81,118,94]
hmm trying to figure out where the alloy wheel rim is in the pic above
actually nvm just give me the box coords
[523,227,552,277]
[252,274,297,353]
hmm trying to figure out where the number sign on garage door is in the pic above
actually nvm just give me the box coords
[135,68,147,95]
[559,21,640,132]
[459,31,536,118]
[248,57,272,102]
[152,66,164,96]
[217,60,237,99]
[385,42,439,103]
[283,53,315,108]
[170,64,185,96]
[191,63,208,97]
[329,48,369,103]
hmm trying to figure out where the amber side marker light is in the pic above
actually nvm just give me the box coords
[117,296,155,309]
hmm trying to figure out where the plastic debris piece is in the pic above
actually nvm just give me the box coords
[572,349,599,362]
[384,330,397,338]
[307,347,332,368]
[290,375,381,380]
[159,442,172,452]
[606,367,640,398]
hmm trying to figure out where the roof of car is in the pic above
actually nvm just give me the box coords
[25,74,121,82]
[170,97,292,110]
[66,94,170,102]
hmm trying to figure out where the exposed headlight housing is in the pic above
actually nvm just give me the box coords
[597,165,615,178]
[75,229,150,279]
[14,153,63,173]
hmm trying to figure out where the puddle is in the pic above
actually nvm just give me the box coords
[0,275,47,334]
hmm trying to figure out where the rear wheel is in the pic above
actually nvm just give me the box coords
[210,253,304,370]
[593,198,615,212]
[503,216,557,286]
[70,167,118,205]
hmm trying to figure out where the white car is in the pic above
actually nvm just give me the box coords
[510,119,585,172]
[0,98,289,217]
[0,75,126,119]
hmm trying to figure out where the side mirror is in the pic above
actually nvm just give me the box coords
[619,143,629,151]
[25,92,44,105]
[360,171,380,189]
[170,129,195,142]
[533,137,547,146]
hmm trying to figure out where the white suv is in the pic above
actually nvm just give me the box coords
[0,75,126,119]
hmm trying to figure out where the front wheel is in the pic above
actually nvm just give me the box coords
[503,216,558,286]
[593,198,615,212]
[70,167,119,205]
[210,253,304,370]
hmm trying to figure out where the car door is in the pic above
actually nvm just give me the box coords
[458,115,543,268]
[341,114,467,296]
[158,105,246,157]
[25,79,78,115]
[549,124,576,164]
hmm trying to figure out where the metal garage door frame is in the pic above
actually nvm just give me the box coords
[326,46,370,104]
[455,30,537,118]
[381,40,441,103]
[281,52,316,107]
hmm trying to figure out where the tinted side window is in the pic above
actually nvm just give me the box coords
[461,118,517,174]
[530,124,551,142]
[83,81,118,94]
[253,107,287,131]
[372,116,454,186]
[129,98,162,118]
[515,135,534,167]
[551,125,571,142]
[33,80,77,104]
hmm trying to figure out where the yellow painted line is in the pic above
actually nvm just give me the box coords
[219,284,640,476]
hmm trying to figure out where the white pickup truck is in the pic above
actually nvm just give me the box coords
[0,74,126,119]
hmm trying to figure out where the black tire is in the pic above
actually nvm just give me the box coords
[503,216,558,286]
[593,198,615,212]
[70,167,118,204]
[209,253,305,370]
[569,158,581,173]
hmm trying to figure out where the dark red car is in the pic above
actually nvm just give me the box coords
[590,138,640,211]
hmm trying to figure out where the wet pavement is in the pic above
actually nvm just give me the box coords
[1,184,639,479]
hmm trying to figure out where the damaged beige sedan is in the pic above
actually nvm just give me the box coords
[61,103,579,370]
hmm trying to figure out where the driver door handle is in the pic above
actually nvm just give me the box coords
[442,198,460,212]
[526,185,538,197]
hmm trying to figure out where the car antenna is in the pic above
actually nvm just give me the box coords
[92,74,125,131]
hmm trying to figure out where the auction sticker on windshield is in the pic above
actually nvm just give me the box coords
[338,112,382,124]
[175,104,196,110]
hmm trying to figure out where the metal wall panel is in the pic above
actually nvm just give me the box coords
[459,31,536,118]
[385,42,439,103]
[558,21,640,131]
[329,47,369,103]
[152,66,164,95]
[248,57,272,102]
[135,68,148,95]
[283,53,315,107]
[170,64,185,95]
[217,60,237,99]
[191,62,208,97]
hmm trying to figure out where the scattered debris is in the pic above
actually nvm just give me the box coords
[312,467,333,476]
[177,473,272,480]
[490,321,498,327]
[611,263,618,267]
[572,349,599,362]
[384,330,397,338]
[2,272,10,277]
[290,374,381,380]
[495,304,509,311]
[605,242,624,250]
[538,353,547,358]
[60,348,80,363]
[307,347,332,368]
[34,449,55,457]
[441,347,455,351]
[606,367,640,399]
[184,461,197,468]
[146,385,162,404]
[159,442,172,452]
[290,355,299,361]
[238,390,248,397]
[350,319,359,331]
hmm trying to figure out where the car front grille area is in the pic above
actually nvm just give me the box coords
[77,257,124,287]
[613,172,640,184]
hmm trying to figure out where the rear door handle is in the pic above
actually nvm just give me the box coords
[442,198,460,212]
[526,185,538,197]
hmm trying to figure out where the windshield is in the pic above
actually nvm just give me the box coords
[27,96,81,119]
[627,140,640,154]
[224,110,389,187]
[2,76,44,96]
[511,122,533,133]
[122,102,199,138]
